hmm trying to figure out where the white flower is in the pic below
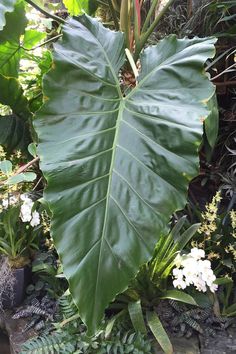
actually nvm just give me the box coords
[20,194,34,206]
[172,268,183,278]
[209,283,218,293]
[172,267,186,289]
[2,196,17,209]
[20,196,34,223]
[30,211,40,227]
[20,208,32,222]
[190,247,205,260]
[2,199,9,209]
[172,248,217,293]
[173,278,187,289]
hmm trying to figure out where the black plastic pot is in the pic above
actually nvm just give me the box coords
[2,266,31,309]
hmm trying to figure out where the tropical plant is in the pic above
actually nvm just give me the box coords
[0,146,41,267]
[34,12,216,336]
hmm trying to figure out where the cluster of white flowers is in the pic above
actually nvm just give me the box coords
[20,195,40,227]
[1,195,18,209]
[172,248,218,293]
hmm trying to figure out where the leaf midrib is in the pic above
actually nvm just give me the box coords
[81,20,124,320]
[93,100,125,318]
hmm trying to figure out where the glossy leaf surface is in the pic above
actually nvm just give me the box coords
[35,15,215,334]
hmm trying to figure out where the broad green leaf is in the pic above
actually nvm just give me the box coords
[0,0,18,30]
[0,114,31,152]
[35,15,216,334]
[23,29,47,49]
[146,311,173,354]
[160,290,197,306]
[0,1,27,77]
[0,160,12,176]
[0,74,31,151]
[128,300,147,335]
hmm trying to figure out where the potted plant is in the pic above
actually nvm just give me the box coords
[0,146,40,308]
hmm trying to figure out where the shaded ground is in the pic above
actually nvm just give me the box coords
[0,332,10,354]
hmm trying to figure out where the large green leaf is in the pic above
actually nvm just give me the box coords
[0,0,27,77]
[0,0,18,30]
[0,74,31,151]
[35,15,216,334]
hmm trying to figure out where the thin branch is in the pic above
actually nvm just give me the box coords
[15,157,40,175]
[24,0,66,24]
[22,34,62,51]
[60,313,80,327]
[211,62,236,81]
[0,157,40,187]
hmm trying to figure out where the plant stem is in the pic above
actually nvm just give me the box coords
[24,0,66,24]
[141,0,159,34]
[108,0,119,31]
[60,313,80,327]
[211,62,236,81]
[134,0,175,62]
[15,157,39,175]
[22,34,62,51]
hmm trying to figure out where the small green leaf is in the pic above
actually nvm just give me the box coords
[6,174,24,184]
[0,160,12,176]
[63,0,89,15]
[28,143,37,158]
[146,311,173,354]
[23,29,47,49]
[205,94,219,148]
[128,300,147,335]
[23,172,37,181]
[160,290,197,306]
[6,172,36,184]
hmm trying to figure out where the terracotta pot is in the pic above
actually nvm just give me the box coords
[2,266,31,309]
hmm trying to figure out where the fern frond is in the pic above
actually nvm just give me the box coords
[20,332,77,354]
